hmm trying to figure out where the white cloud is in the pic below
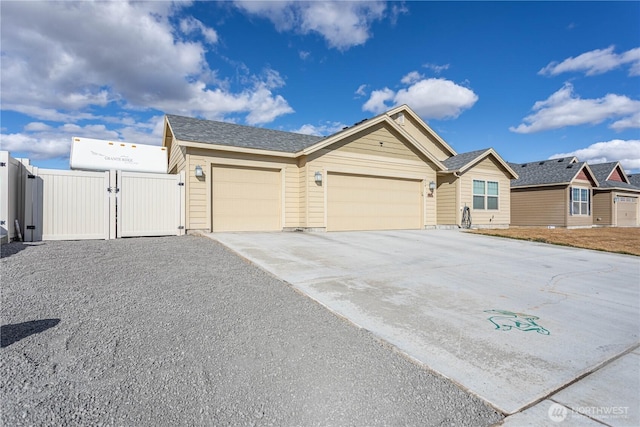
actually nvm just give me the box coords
[1,117,165,160]
[539,46,640,77]
[362,88,395,114]
[550,140,640,172]
[355,84,368,97]
[234,1,387,50]
[363,78,478,119]
[299,50,310,60]
[180,16,219,45]
[0,1,292,125]
[423,63,450,74]
[510,83,640,133]
[292,121,347,136]
[400,71,423,85]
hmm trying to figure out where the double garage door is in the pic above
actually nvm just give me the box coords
[327,173,422,231]
[211,166,423,232]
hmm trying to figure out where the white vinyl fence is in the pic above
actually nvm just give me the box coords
[18,165,185,242]
[117,171,185,238]
[1,152,27,243]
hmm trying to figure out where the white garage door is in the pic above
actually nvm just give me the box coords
[617,196,637,227]
[211,165,281,232]
[327,172,422,231]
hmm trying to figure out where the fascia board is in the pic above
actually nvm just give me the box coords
[385,104,458,157]
[456,149,520,179]
[175,139,297,158]
[299,115,447,171]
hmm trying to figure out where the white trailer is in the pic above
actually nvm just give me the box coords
[70,137,168,174]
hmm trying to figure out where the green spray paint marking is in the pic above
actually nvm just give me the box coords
[485,310,550,335]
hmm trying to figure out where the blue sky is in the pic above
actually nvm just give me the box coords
[1,1,639,172]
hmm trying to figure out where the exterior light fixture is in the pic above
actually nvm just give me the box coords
[314,171,323,184]
[429,181,436,193]
[195,165,204,177]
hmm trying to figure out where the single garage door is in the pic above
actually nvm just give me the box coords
[327,172,422,231]
[617,196,637,227]
[212,165,281,232]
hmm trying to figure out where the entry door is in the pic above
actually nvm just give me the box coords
[211,165,282,232]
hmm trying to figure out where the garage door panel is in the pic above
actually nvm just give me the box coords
[212,165,281,232]
[328,173,422,231]
[617,196,637,227]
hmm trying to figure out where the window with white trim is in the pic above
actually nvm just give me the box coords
[473,180,499,210]
[570,187,590,215]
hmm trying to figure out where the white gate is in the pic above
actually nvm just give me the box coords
[24,167,110,241]
[117,171,185,237]
[22,168,184,241]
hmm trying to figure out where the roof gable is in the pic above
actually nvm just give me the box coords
[509,157,598,188]
[589,161,630,184]
[386,105,457,158]
[442,148,518,179]
[165,114,323,153]
[301,113,447,170]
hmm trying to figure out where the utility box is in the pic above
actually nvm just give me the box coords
[70,137,168,174]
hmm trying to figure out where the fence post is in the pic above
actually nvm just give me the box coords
[108,170,117,239]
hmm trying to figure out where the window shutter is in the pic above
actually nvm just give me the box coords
[569,187,573,215]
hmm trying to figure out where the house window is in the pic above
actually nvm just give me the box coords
[571,187,590,215]
[473,180,499,210]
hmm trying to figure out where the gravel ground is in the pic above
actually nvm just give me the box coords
[1,236,503,426]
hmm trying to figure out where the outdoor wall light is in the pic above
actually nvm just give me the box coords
[429,181,436,193]
[195,165,204,177]
[314,171,323,184]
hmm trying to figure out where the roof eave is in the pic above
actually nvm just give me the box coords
[299,114,447,171]
[175,139,297,158]
[385,104,458,157]
[454,148,519,179]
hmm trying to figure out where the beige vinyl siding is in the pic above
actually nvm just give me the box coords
[592,192,613,226]
[184,148,296,231]
[436,174,457,225]
[306,147,437,229]
[297,157,308,229]
[511,186,567,226]
[327,173,422,231]
[283,163,299,228]
[397,114,454,161]
[168,138,186,174]
[459,157,511,226]
[330,122,427,161]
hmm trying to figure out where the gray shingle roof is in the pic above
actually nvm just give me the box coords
[508,157,588,187]
[441,149,489,170]
[166,114,324,153]
[629,174,640,188]
[589,162,620,183]
[589,162,639,191]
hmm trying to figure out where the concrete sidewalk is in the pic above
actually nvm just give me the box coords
[208,230,640,426]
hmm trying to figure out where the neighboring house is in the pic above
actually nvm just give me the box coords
[589,162,640,227]
[508,157,599,228]
[628,174,640,188]
[162,105,517,233]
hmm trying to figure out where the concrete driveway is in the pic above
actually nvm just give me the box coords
[210,230,639,420]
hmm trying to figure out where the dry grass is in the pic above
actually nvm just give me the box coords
[470,227,640,256]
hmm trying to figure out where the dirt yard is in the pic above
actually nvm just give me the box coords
[471,227,640,256]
